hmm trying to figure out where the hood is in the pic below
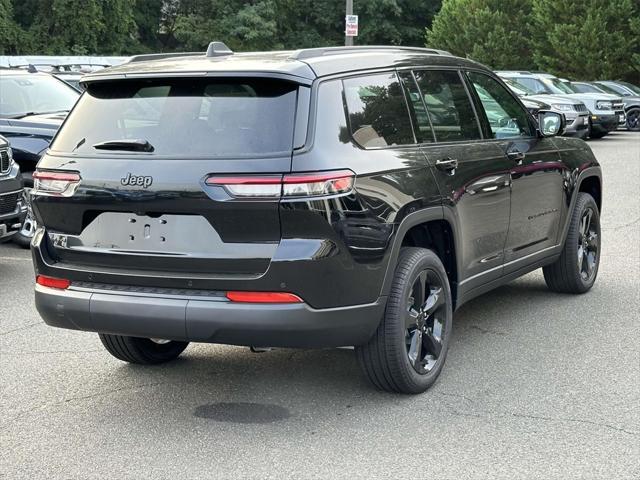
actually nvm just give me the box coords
[562,92,621,103]
[7,112,67,131]
[521,97,550,109]
[528,94,582,106]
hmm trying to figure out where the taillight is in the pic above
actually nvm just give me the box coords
[33,170,81,197]
[36,275,70,290]
[205,170,354,199]
[205,175,282,198]
[282,170,354,197]
[226,291,303,303]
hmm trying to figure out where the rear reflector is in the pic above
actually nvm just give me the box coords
[33,170,81,197]
[36,275,70,290]
[205,170,354,198]
[225,291,303,303]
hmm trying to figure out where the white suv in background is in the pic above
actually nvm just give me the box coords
[497,71,625,138]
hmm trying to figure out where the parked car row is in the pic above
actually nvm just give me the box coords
[496,71,639,138]
[0,56,638,251]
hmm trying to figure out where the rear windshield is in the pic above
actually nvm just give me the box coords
[51,78,298,157]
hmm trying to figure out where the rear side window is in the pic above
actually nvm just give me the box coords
[398,72,435,143]
[413,70,481,142]
[51,78,298,157]
[343,72,415,148]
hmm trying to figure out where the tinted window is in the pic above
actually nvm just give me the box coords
[468,72,533,139]
[398,72,434,143]
[343,73,415,148]
[413,70,481,142]
[51,78,297,157]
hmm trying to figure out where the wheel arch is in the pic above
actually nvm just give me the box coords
[380,207,461,310]
[578,174,602,212]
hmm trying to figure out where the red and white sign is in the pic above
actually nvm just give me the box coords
[345,15,358,37]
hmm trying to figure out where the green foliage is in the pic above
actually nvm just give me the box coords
[2,0,638,85]
[427,0,639,82]
[0,0,19,53]
[426,0,535,69]
[531,0,639,82]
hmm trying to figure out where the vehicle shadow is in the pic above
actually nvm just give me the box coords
[91,273,566,419]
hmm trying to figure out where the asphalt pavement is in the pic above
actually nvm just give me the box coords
[1,132,639,479]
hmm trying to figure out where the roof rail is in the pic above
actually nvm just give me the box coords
[494,70,532,75]
[127,52,204,64]
[289,45,451,61]
[206,41,233,57]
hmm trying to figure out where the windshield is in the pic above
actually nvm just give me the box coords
[541,77,574,95]
[0,74,79,117]
[618,81,640,95]
[597,82,628,96]
[503,78,535,96]
[51,77,299,157]
[571,83,604,94]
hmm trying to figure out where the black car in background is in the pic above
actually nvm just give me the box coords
[0,135,27,242]
[0,68,80,246]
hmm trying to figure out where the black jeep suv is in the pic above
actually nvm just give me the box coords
[31,44,602,394]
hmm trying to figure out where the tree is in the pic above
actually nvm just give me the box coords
[0,0,20,53]
[426,0,535,69]
[531,0,639,83]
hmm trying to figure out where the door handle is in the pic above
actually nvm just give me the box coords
[435,157,458,173]
[465,175,511,195]
[507,150,525,164]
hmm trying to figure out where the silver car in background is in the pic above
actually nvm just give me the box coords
[497,71,625,138]
[500,77,590,139]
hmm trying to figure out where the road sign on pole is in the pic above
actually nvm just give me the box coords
[345,0,355,46]
[345,15,359,37]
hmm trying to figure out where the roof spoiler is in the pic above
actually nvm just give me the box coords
[126,42,234,64]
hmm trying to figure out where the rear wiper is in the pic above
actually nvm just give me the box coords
[93,139,155,153]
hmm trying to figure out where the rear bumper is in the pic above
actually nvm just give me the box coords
[35,284,385,348]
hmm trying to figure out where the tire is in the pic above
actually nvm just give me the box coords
[355,247,453,394]
[543,192,601,294]
[626,107,640,131]
[589,129,607,139]
[99,334,189,365]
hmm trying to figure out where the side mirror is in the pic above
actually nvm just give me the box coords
[537,110,566,137]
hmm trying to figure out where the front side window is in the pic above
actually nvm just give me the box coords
[51,77,298,157]
[413,69,482,142]
[343,72,415,148]
[467,72,533,139]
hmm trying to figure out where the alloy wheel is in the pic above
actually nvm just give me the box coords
[577,208,598,282]
[626,108,640,131]
[405,269,447,374]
